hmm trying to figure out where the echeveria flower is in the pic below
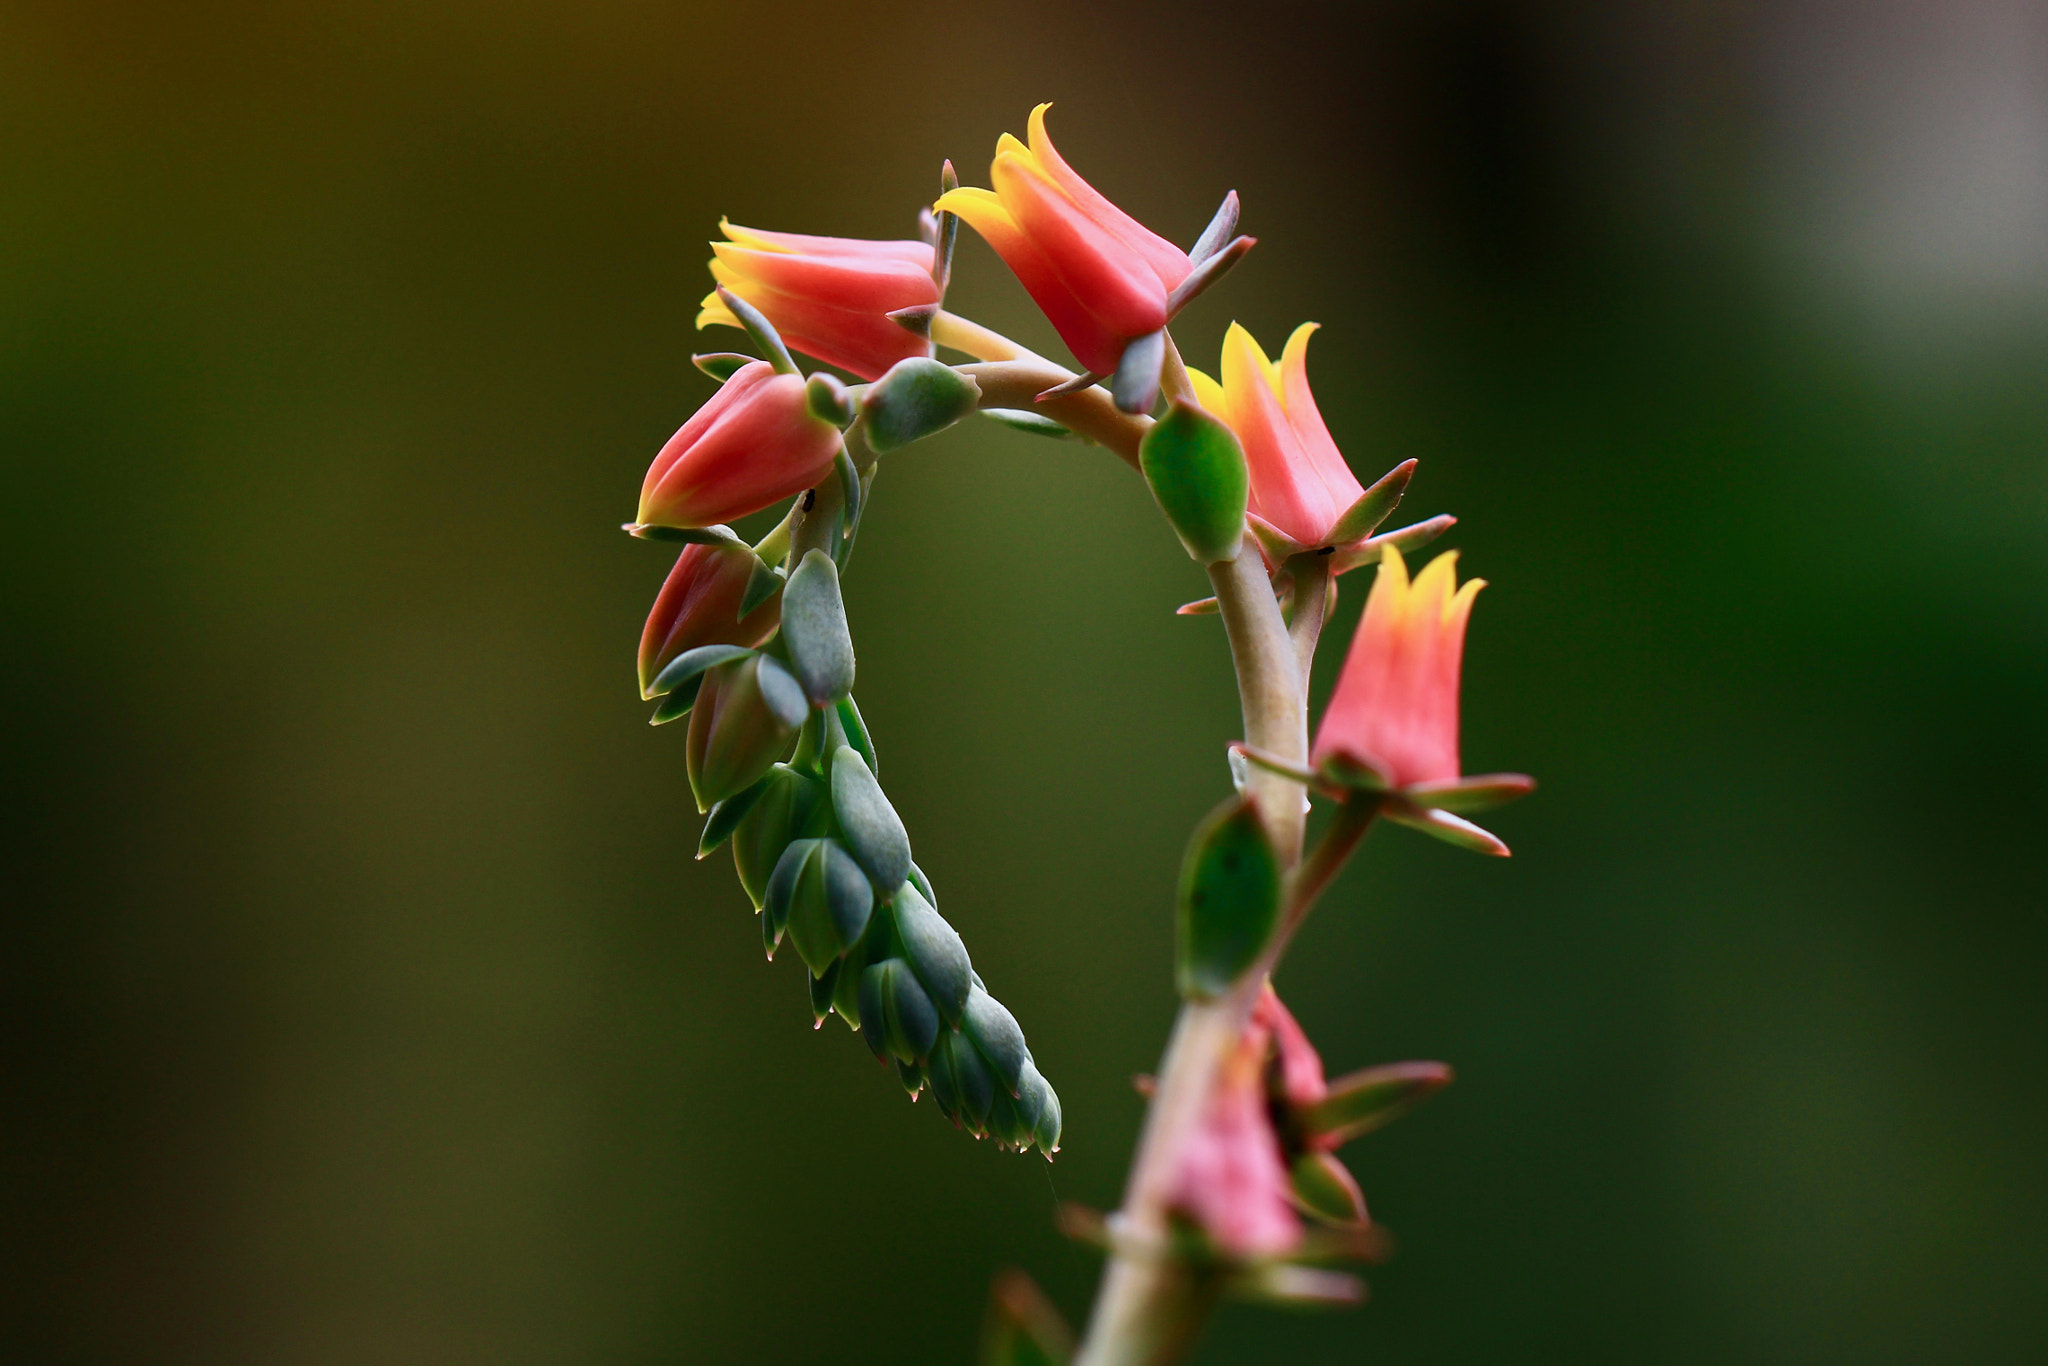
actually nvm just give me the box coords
[1313,546,1479,790]
[637,360,842,529]
[935,104,1191,376]
[699,221,939,382]
[1188,322,1365,550]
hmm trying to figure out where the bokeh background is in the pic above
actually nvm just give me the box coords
[6,1,2046,1361]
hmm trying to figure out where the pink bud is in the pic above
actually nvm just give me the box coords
[1187,323,1366,550]
[1166,1019,1302,1259]
[700,222,940,382]
[1312,546,1483,790]
[637,361,843,530]
[636,542,782,699]
[1253,985,1329,1111]
[935,105,1192,376]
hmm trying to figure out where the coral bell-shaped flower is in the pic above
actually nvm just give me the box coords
[637,541,782,700]
[637,360,843,530]
[1312,546,1532,854]
[1314,545,1478,789]
[699,221,940,382]
[935,104,1192,377]
[1188,322,1365,550]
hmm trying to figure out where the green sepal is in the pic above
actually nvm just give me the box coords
[714,285,797,375]
[986,1081,1032,1149]
[648,643,754,699]
[830,747,911,891]
[1383,802,1511,857]
[1328,513,1456,576]
[684,655,807,811]
[1301,1061,1453,1148]
[1140,400,1249,565]
[1175,794,1283,1000]
[982,408,1077,440]
[762,836,817,948]
[895,1057,926,1099]
[892,881,970,1024]
[1324,459,1416,546]
[834,696,876,776]
[624,522,744,546]
[831,919,877,1028]
[698,775,770,858]
[963,983,1029,1096]
[647,672,703,726]
[1165,235,1254,318]
[932,159,960,294]
[762,891,783,959]
[1111,328,1164,415]
[1231,1265,1366,1309]
[1187,189,1240,266]
[927,1028,995,1134]
[1289,1150,1368,1227]
[739,556,785,620]
[834,446,861,529]
[1401,773,1536,814]
[692,352,754,383]
[780,550,856,705]
[810,957,841,1028]
[859,357,981,452]
[732,765,826,910]
[805,372,855,426]
[859,958,941,1063]
[773,837,876,976]
[908,861,935,908]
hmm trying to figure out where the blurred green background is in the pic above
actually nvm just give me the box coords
[6,1,2045,1361]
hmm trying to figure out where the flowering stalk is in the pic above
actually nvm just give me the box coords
[611,104,1531,1365]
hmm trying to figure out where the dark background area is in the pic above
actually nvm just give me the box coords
[5,1,2045,1362]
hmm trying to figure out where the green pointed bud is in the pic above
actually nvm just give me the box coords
[698,775,770,858]
[927,1028,994,1134]
[986,1082,1032,1149]
[810,957,841,1029]
[962,983,1029,1096]
[1020,1063,1061,1156]
[1140,401,1249,564]
[1301,1061,1453,1148]
[776,837,875,975]
[1175,794,1283,1000]
[908,861,936,908]
[732,765,825,910]
[762,892,783,958]
[892,882,970,1024]
[692,352,754,382]
[830,923,875,1028]
[1289,1150,1368,1227]
[805,372,855,426]
[894,1058,925,1100]
[713,285,797,375]
[859,958,940,1063]
[780,550,856,704]
[685,654,808,811]
[859,357,981,453]
[762,836,816,944]
[830,747,910,891]
[834,696,876,775]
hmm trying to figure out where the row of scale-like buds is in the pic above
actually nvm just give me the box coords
[629,278,1060,1156]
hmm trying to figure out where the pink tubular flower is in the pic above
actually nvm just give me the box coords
[1187,322,1365,549]
[1312,545,1482,790]
[637,360,843,530]
[699,221,939,381]
[636,541,782,699]
[1253,985,1328,1113]
[934,104,1192,375]
[1166,1022,1302,1259]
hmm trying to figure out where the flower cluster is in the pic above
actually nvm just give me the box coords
[614,100,1532,1354]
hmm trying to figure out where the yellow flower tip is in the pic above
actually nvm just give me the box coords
[696,291,739,331]
[1186,366,1228,415]
[1280,322,1322,389]
[1027,101,1056,154]
[933,186,1013,231]
[1448,576,1486,625]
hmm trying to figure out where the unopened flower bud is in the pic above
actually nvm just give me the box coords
[685,653,808,811]
[638,360,842,530]
[638,542,782,700]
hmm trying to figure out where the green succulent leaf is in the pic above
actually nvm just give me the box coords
[1140,400,1249,564]
[860,357,981,452]
[829,747,910,891]
[780,550,856,704]
[1175,794,1283,1000]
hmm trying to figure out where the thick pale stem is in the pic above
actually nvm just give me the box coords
[957,360,1150,469]
[931,309,1045,363]
[1073,541,1308,1366]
